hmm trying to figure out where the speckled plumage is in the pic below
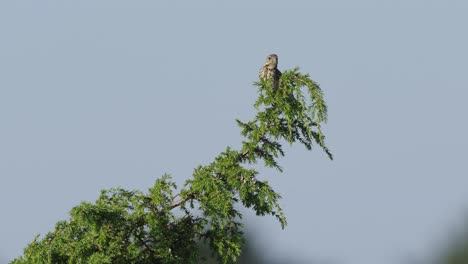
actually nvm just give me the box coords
[259,54,282,91]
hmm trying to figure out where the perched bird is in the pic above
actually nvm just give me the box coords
[259,54,282,91]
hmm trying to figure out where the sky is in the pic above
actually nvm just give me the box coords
[1,1,468,263]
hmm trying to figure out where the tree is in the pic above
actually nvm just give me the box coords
[429,218,468,264]
[12,68,332,264]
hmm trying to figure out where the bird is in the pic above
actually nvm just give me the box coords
[259,54,282,91]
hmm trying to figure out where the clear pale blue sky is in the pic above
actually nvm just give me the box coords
[1,1,467,263]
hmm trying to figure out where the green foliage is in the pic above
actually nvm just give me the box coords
[12,68,331,264]
[432,221,468,264]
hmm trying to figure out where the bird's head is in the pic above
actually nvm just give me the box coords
[264,54,278,69]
